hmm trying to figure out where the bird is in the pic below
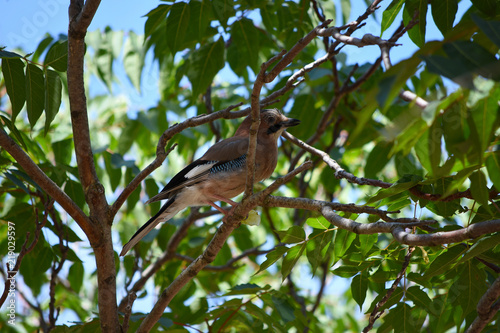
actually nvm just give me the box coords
[120,108,300,256]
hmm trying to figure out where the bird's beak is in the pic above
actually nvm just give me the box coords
[281,118,300,128]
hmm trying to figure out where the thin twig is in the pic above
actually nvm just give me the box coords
[0,197,52,308]
[363,247,415,332]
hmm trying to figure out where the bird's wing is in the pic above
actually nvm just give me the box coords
[146,159,216,203]
[146,137,250,204]
[201,136,249,161]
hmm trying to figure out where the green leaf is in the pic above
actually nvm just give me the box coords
[390,303,425,333]
[64,179,86,209]
[68,261,84,293]
[126,168,140,213]
[365,141,393,178]
[450,262,487,318]
[375,56,421,109]
[486,152,500,191]
[19,244,53,295]
[288,94,322,139]
[367,174,422,204]
[431,0,458,36]
[469,170,489,206]
[144,4,171,38]
[271,295,295,323]
[44,40,68,72]
[4,172,29,194]
[403,0,427,47]
[340,0,351,25]
[381,0,405,36]
[468,85,499,160]
[334,228,356,259]
[44,69,62,134]
[144,178,159,212]
[229,18,260,74]
[186,38,225,99]
[332,265,362,278]
[0,50,23,58]
[52,139,73,166]
[276,225,306,244]
[255,246,288,275]
[472,14,500,48]
[306,228,333,275]
[281,243,306,279]
[123,32,145,91]
[188,0,214,41]
[25,63,45,128]
[460,233,500,264]
[306,217,329,230]
[415,121,442,176]
[103,152,122,192]
[32,34,54,62]
[212,0,235,28]
[351,271,368,309]
[227,283,263,294]
[471,2,498,20]
[445,41,500,81]
[158,316,174,329]
[405,286,436,315]
[2,57,26,119]
[95,48,114,91]
[10,169,42,192]
[166,2,190,54]
[424,246,465,278]
[357,234,378,257]
[118,118,141,154]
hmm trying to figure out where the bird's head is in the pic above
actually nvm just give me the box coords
[235,109,300,141]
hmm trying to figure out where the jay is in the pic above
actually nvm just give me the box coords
[120,109,300,256]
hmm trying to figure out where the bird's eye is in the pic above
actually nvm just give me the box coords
[267,116,276,124]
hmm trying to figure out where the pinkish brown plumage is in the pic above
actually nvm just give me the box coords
[120,109,300,256]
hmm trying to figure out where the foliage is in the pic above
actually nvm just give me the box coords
[0,0,500,332]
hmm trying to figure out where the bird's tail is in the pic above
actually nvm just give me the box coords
[120,197,182,256]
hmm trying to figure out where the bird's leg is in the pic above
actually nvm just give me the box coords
[207,195,240,222]
[206,201,230,215]
[210,194,238,207]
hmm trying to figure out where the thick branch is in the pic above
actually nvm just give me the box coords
[68,2,120,332]
[466,275,500,333]
[265,196,428,223]
[392,220,500,246]
[68,0,108,216]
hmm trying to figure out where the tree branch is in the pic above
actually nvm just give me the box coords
[245,53,283,198]
[0,128,94,237]
[466,275,500,333]
[363,247,415,332]
[68,0,107,214]
[392,220,500,246]
[0,197,51,308]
